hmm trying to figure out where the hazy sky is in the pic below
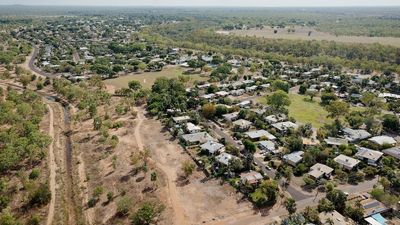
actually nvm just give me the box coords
[1,0,400,7]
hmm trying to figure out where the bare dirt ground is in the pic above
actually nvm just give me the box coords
[221,26,400,47]
[45,104,56,225]
[136,107,259,225]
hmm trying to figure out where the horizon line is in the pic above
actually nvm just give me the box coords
[1,4,400,8]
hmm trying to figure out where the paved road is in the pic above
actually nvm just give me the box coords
[28,46,56,78]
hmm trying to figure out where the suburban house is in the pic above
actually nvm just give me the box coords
[239,171,263,185]
[258,141,280,154]
[348,193,390,218]
[282,151,304,166]
[342,128,371,142]
[244,130,277,141]
[200,140,225,155]
[382,146,400,160]
[222,112,239,122]
[334,154,360,170]
[271,121,299,133]
[201,93,216,101]
[308,163,334,180]
[185,122,202,134]
[233,119,252,131]
[355,147,383,166]
[324,137,349,146]
[215,91,230,97]
[368,135,397,147]
[264,114,286,124]
[319,210,355,225]
[215,152,237,166]
[172,115,191,124]
[181,132,214,146]
[237,100,252,108]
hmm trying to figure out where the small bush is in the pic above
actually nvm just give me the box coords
[29,169,40,180]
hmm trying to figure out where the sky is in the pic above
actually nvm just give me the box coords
[1,0,400,7]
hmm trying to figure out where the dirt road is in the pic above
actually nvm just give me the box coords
[134,108,189,225]
[46,104,57,225]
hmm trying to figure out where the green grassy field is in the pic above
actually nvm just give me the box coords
[104,67,208,89]
[258,93,332,128]
[287,94,333,128]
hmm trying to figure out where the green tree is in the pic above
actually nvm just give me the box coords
[250,180,279,206]
[181,161,195,178]
[272,80,290,93]
[202,103,216,119]
[284,198,297,214]
[382,114,399,132]
[318,198,335,212]
[116,196,132,217]
[267,90,291,111]
[131,201,165,225]
[325,101,349,119]
[0,208,20,225]
[128,80,142,91]
[29,183,51,206]
[326,189,347,212]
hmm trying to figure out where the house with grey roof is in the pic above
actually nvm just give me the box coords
[264,114,286,124]
[324,137,349,146]
[283,151,304,166]
[342,128,371,142]
[240,171,263,185]
[200,140,225,155]
[185,122,202,134]
[173,115,191,124]
[215,91,230,97]
[181,132,214,146]
[215,152,237,166]
[258,141,279,154]
[334,154,360,171]
[245,130,276,141]
[237,100,251,108]
[201,93,216,101]
[271,121,299,133]
[368,136,397,147]
[355,147,383,166]
[230,89,245,96]
[233,119,252,131]
[308,163,334,180]
[382,146,400,160]
[222,112,239,122]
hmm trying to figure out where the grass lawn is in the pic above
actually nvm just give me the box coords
[258,93,332,128]
[104,67,208,89]
[287,94,333,128]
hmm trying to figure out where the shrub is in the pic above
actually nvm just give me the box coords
[116,197,132,217]
[131,201,165,225]
[29,169,40,180]
[29,183,51,206]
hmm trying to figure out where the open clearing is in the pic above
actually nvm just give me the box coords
[104,67,208,89]
[219,26,400,47]
[258,93,332,128]
[137,108,256,225]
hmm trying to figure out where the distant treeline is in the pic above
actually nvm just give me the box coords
[149,27,400,73]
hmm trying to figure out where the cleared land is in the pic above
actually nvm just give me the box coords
[259,93,332,128]
[104,67,208,89]
[219,26,400,47]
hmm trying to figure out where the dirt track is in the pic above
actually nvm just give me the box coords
[45,104,56,225]
[134,108,189,225]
